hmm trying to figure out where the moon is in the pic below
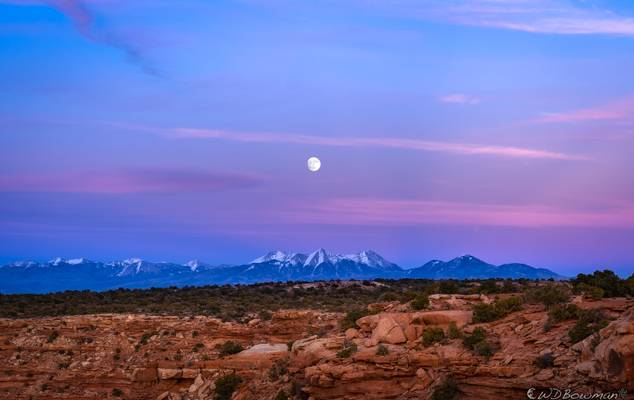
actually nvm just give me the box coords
[307,156,321,172]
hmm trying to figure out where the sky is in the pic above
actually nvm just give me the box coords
[1,0,633,276]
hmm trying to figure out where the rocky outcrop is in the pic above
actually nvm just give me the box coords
[0,299,632,399]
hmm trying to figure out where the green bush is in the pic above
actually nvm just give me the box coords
[112,388,123,397]
[421,327,445,346]
[569,309,608,343]
[473,297,523,323]
[547,303,581,324]
[341,309,368,331]
[535,353,555,369]
[275,390,289,400]
[337,340,358,358]
[474,341,494,358]
[47,330,59,343]
[258,310,273,321]
[376,344,389,356]
[214,374,243,400]
[192,342,205,352]
[431,378,459,400]
[411,293,429,310]
[462,327,487,350]
[269,359,288,381]
[573,270,631,298]
[139,331,156,345]
[576,283,604,300]
[525,284,571,307]
[218,341,244,357]
[448,322,461,339]
[478,280,500,294]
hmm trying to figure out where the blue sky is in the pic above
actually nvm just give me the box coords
[1,0,634,276]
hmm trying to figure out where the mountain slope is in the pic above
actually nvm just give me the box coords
[407,255,563,280]
[0,252,563,293]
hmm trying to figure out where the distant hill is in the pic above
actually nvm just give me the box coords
[407,255,564,280]
[0,250,563,294]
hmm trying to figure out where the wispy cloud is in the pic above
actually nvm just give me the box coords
[281,197,634,228]
[370,0,634,37]
[0,169,261,193]
[439,93,480,105]
[3,0,158,75]
[165,127,587,161]
[536,98,634,123]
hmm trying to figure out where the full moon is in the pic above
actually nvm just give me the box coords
[307,156,321,172]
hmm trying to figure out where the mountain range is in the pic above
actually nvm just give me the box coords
[0,250,564,294]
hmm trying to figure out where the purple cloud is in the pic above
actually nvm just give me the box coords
[536,98,634,123]
[439,93,480,105]
[0,169,262,193]
[279,198,634,229]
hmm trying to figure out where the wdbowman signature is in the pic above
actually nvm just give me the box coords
[527,388,628,399]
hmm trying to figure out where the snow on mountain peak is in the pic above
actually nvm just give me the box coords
[49,257,64,266]
[251,250,288,264]
[186,260,204,271]
[250,249,395,270]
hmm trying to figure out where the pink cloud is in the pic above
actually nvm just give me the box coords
[280,198,634,229]
[439,93,480,105]
[168,127,587,161]
[0,169,261,193]
[536,98,634,123]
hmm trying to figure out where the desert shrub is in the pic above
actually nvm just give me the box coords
[287,340,294,352]
[376,344,389,356]
[525,284,571,307]
[269,359,288,381]
[535,353,555,369]
[139,331,156,345]
[478,280,500,294]
[337,340,358,358]
[421,327,445,346]
[473,297,522,323]
[378,291,400,302]
[112,388,123,397]
[576,283,605,300]
[291,380,309,400]
[47,330,59,343]
[573,270,631,298]
[448,322,461,339]
[474,341,494,358]
[193,342,205,352]
[462,327,487,350]
[626,274,634,295]
[214,374,243,400]
[569,309,608,343]
[547,303,581,324]
[218,340,243,357]
[431,378,459,400]
[411,293,429,310]
[438,280,459,294]
[192,331,199,338]
[275,390,289,400]
[341,309,368,331]
[259,310,273,321]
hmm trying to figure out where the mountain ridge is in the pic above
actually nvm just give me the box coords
[0,250,565,294]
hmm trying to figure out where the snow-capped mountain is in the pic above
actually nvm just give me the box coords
[251,249,399,271]
[0,251,563,294]
[226,248,402,283]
